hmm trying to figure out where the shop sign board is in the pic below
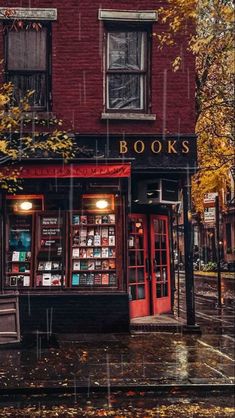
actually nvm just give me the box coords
[203,192,218,205]
[204,207,216,223]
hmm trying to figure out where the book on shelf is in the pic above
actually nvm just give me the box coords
[101,247,109,258]
[10,276,17,286]
[93,248,101,258]
[80,273,87,285]
[38,261,45,271]
[108,214,115,224]
[95,260,102,270]
[86,236,94,246]
[79,237,87,246]
[72,273,80,285]
[51,274,61,286]
[73,261,80,271]
[42,273,52,286]
[19,264,30,273]
[101,215,109,224]
[101,273,109,285]
[80,248,87,258]
[88,261,95,270]
[42,217,59,225]
[87,227,94,236]
[80,260,88,270]
[72,215,80,225]
[87,248,94,258]
[87,215,95,224]
[108,227,115,236]
[17,276,24,286]
[109,259,116,269]
[80,216,87,224]
[108,248,115,258]
[80,228,87,236]
[12,251,20,261]
[109,273,117,286]
[101,227,109,238]
[45,261,52,271]
[25,252,31,261]
[52,261,60,270]
[19,252,26,261]
[101,237,109,246]
[23,276,30,286]
[94,273,102,285]
[73,237,80,246]
[94,235,101,246]
[95,215,102,224]
[72,248,80,258]
[87,273,94,285]
[101,260,109,270]
[109,236,115,246]
[12,263,19,273]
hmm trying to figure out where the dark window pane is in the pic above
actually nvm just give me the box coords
[137,284,145,300]
[136,251,144,266]
[162,267,168,282]
[161,235,166,249]
[108,74,142,109]
[108,32,143,70]
[162,251,167,265]
[155,268,161,281]
[136,235,144,249]
[128,251,136,266]
[8,29,47,71]
[130,285,137,301]
[163,283,168,297]
[156,283,162,298]
[155,251,161,266]
[137,268,144,282]
[129,268,136,283]
[9,73,46,108]
[155,235,161,249]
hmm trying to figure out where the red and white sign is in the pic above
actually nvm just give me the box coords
[203,192,218,205]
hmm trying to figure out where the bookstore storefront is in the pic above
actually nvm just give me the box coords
[2,163,131,333]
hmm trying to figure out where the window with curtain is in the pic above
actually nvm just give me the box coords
[106,31,147,111]
[5,25,50,110]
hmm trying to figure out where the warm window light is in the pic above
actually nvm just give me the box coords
[96,199,109,209]
[19,201,33,211]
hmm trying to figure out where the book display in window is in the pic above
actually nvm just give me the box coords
[6,215,33,287]
[70,212,117,287]
[35,214,65,287]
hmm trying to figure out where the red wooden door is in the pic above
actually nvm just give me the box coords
[128,215,150,318]
[150,215,171,314]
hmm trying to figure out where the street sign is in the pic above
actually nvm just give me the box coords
[204,207,216,223]
[203,192,218,205]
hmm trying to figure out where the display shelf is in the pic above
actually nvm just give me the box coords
[70,209,117,287]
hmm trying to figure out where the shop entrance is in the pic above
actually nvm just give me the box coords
[128,214,171,318]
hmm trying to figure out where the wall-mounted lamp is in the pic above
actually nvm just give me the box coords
[19,201,33,211]
[95,199,109,210]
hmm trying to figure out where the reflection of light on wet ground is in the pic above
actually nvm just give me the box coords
[174,341,189,380]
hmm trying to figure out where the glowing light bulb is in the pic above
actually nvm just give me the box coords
[19,201,33,211]
[96,199,108,209]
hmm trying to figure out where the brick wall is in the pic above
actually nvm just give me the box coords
[0,0,195,135]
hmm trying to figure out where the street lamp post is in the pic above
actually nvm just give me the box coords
[215,195,222,307]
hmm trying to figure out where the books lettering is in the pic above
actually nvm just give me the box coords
[80,260,88,270]
[87,274,94,285]
[87,236,94,246]
[10,276,17,286]
[101,237,109,246]
[94,235,101,246]
[94,273,102,285]
[108,227,115,236]
[80,248,87,258]
[101,260,109,270]
[42,228,60,235]
[12,263,19,273]
[87,215,95,224]
[101,247,109,258]
[80,273,87,285]
[109,273,117,286]
[108,248,115,258]
[109,259,116,269]
[80,216,87,224]
[95,215,102,224]
[95,260,102,270]
[87,248,94,258]
[51,274,61,286]
[102,215,109,224]
[42,217,58,225]
[108,214,115,224]
[101,228,109,238]
[93,248,101,258]
[88,261,95,270]
[45,261,52,271]
[12,251,19,261]
[23,276,30,286]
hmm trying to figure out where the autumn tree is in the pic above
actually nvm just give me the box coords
[158,0,234,212]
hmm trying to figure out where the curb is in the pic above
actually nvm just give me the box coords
[0,384,234,400]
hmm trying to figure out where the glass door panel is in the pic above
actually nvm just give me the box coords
[128,214,149,318]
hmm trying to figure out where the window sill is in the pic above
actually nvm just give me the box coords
[101,112,156,121]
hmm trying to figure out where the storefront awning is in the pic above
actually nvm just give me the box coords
[4,163,131,178]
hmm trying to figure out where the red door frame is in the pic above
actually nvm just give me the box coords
[128,214,150,318]
[150,215,171,314]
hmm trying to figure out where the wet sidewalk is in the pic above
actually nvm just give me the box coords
[0,332,234,392]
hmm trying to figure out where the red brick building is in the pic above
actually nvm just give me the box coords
[0,1,196,333]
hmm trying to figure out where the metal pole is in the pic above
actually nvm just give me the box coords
[215,195,222,307]
[176,207,180,318]
[183,183,195,326]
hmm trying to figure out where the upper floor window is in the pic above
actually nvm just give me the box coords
[5,23,50,110]
[106,30,147,111]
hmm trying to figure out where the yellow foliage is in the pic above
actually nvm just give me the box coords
[158,0,234,212]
